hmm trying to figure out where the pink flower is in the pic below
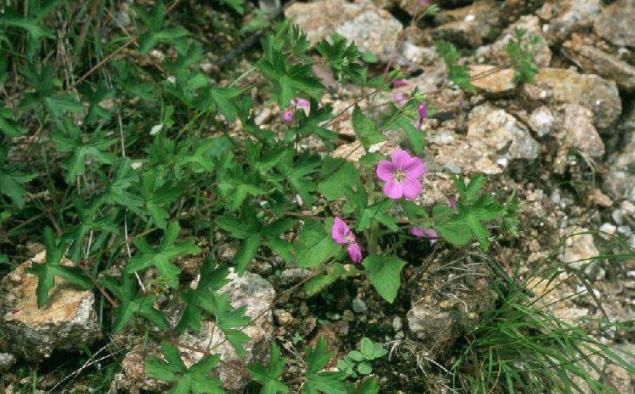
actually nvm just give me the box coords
[291,98,310,109]
[418,102,428,120]
[411,227,438,239]
[448,196,457,209]
[393,92,406,105]
[393,79,407,88]
[331,217,363,262]
[282,110,294,123]
[282,97,311,122]
[376,150,425,200]
[347,243,363,263]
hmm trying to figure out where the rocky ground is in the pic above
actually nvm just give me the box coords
[1,0,635,393]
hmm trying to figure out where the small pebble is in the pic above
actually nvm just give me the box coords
[352,298,367,313]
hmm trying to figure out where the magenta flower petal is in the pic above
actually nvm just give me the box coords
[393,92,406,105]
[402,156,425,179]
[376,160,395,182]
[383,180,404,200]
[393,79,407,88]
[418,102,428,120]
[448,196,457,209]
[347,243,363,263]
[331,217,350,244]
[402,179,422,200]
[282,110,294,123]
[411,227,438,239]
[295,98,310,108]
[390,150,412,169]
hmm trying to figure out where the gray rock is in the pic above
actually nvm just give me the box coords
[425,104,539,175]
[466,104,540,164]
[352,298,367,314]
[501,0,546,21]
[432,0,502,48]
[400,0,475,17]
[0,352,16,372]
[562,39,635,92]
[116,270,275,393]
[553,104,605,174]
[604,106,635,202]
[594,0,635,48]
[538,0,602,43]
[560,227,603,278]
[528,106,556,137]
[285,0,402,63]
[279,268,312,286]
[0,251,100,361]
[523,68,622,132]
[406,252,494,357]
[335,10,403,63]
[469,66,517,96]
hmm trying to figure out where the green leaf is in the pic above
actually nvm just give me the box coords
[26,227,93,308]
[125,222,201,288]
[208,293,252,357]
[295,219,339,268]
[146,340,224,393]
[248,343,289,394]
[317,158,361,200]
[177,260,231,333]
[0,106,24,137]
[234,233,261,275]
[0,1,60,56]
[357,378,380,394]
[395,116,424,155]
[434,41,476,94]
[352,106,384,151]
[100,274,169,333]
[302,263,355,298]
[52,120,117,181]
[362,255,406,303]
[210,87,240,121]
[357,362,372,375]
[0,147,35,208]
[303,337,347,394]
[134,2,189,54]
[215,0,246,14]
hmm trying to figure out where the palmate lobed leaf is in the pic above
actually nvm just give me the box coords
[27,227,93,308]
[303,337,347,394]
[146,341,224,394]
[125,221,201,288]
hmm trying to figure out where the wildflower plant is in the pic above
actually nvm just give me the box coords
[0,0,581,392]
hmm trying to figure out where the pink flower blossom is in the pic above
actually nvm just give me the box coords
[282,97,311,122]
[393,92,406,105]
[393,79,407,88]
[347,243,363,263]
[331,217,363,262]
[376,150,425,200]
[411,227,438,239]
[282,110,294,123]
[418,102,428,120]
[291,98,310,108]
[416,0,430,5]
[448,196,457,209]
